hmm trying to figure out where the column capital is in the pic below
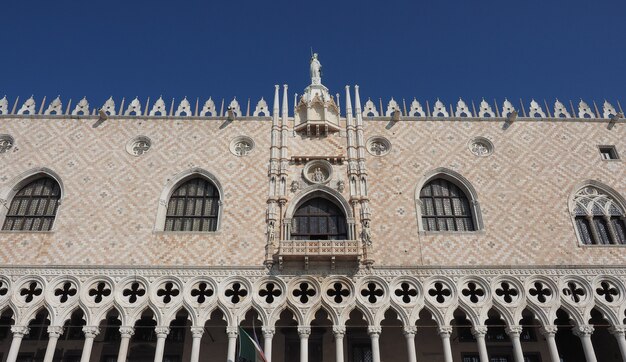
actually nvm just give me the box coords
[437,325,453,337]
[47,326,64,338]
[609,325,626,336]
[297,326,311,337]
[573,324,594,337]
[402,326,417,337]
[262,326,275,338]
[540,324,558,336]
[119,326,135,337]
[82,326,100,338]
[190,327,204,338]
[11,325,30,337]
[367,325,382,337]
[154,326,170,338]
[471,325,488,337]
[226,326,239,337]
[505,325,523,337]
[332,325,346,338]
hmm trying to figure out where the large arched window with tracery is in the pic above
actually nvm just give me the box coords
[291,197,347,240]
[2,177,61,231]
[419,178,475,232]
[165,177,220,232]
[572,186,626,245]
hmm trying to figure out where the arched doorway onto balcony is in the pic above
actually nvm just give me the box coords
[291,197,348,240]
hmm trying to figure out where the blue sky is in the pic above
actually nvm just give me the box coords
[1,0,625,111]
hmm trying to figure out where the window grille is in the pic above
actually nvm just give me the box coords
[2,177,61,231]
[165,177,220,232]
[420,178,474,231]
[599,146,619,160]
[291,198,347,240]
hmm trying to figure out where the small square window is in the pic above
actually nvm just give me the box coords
[599,146,619,160]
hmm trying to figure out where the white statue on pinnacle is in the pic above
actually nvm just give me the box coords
[310,53,322,85]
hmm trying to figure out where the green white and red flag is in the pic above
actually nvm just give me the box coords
[237,327,267,362]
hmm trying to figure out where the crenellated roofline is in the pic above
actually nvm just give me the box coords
[0,93,623,124]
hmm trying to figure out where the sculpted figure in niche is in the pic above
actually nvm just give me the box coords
[361,220,372,245]
[310,53,322,84]
[267,220,276,244]
[313,167,325,182]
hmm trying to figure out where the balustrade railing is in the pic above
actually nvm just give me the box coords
[278,239,360,257]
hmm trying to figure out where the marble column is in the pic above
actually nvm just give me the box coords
[6,326,29,362]
[437,326,453,362]
[573,325,597,362]
[226,327,238,362]
[506,325,524,362]
[80,326,100,362]
[332,326,346,362]
[117,327,134,362]
[540,325,560,362]
[471,325,489,362]
[189,327,204,362]
[367,326,381,362]
[262,326,275,362]
[608,325,626,362]
[153,327,170,362]
[43,326,64,362]
[298,326,311,362]
[403,326,417,362]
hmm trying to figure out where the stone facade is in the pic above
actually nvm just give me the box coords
[0,63,625,362]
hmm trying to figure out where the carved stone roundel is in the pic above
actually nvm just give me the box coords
[366,137,391,156]
[303,160,332,184]
[0,135,14,154]
[126,136,151,156]
[468,137,494,157]
[229,136,255,156]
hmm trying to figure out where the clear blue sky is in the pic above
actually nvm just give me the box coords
[1,0,625,110]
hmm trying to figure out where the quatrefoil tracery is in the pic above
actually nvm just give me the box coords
[428,282,451,304]
[293,282,316,304]
[225,282,248,304]
[88,282,111,304]
[495,282,519,304]
[122,282,146,304]
[563,282,585,304]
[461,282,485,304]
[259,282,282,304]
[529,282,552,304]
[0,281,8,297]
[190,282,214,304]
[20,282,42,303]
[156,282,180,304]
[596,281,619,303]
[394,282,418,304]
[327,283,350,304]
[54,282,77,303]
[361,282,384,304]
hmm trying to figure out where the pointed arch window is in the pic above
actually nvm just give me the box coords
[419,178,475,232]
[2,177,61,231]
[291,197,347,240]
[572,186,626,245]
[165,177,220,232]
